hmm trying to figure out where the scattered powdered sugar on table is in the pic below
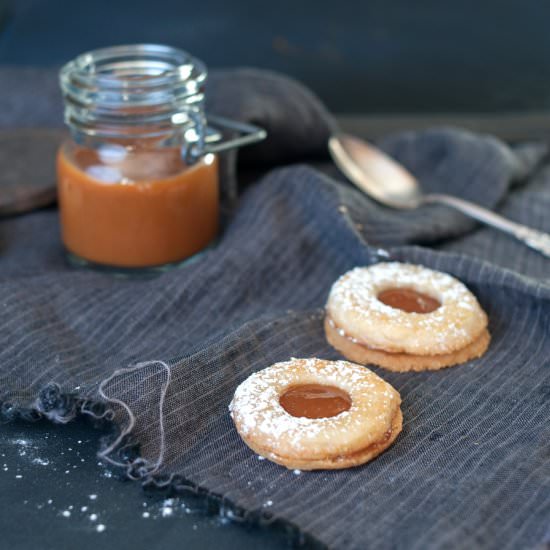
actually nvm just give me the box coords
[1,435,266,538]
[8,438,61,472]
[9,438,53,466]
[161,499,175,517]
[3,423,288,536]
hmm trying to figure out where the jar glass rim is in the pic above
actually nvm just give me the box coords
[59,44,209,146]
[60,43,207,94]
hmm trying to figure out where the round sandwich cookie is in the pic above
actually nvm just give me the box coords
[229,358,402,470]
[325,262,490,372]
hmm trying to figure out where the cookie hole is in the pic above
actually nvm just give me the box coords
[377,287,441,314]
[279,384,351,419]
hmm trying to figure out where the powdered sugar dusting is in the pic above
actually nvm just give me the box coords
[326,263,486,354]
[230,358,400,456]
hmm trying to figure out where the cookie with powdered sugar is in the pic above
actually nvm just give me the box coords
[230,358,402,470]
[325,263,490,372]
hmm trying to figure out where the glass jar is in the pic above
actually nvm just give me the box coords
[57,44,264,270]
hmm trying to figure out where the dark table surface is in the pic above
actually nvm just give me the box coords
[0,417,297,550]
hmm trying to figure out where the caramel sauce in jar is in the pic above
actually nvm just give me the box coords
[57,144,218,268]
[378,287,441,313]
[279,384,352,419]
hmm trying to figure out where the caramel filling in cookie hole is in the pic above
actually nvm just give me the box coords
[279,384,352,419]
[377,287,441,314]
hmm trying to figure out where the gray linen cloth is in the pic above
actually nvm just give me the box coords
[0,67,548,550]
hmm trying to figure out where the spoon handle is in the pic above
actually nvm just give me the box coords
[423,194,550,258]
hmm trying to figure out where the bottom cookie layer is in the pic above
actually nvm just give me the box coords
[325,317,490,372]
[244,409,403,471]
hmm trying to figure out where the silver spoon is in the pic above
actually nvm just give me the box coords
[329,133,550,258]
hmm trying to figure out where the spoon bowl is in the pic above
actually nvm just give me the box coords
[329,134,422,209]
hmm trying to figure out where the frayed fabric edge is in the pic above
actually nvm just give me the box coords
[0,378,325,549]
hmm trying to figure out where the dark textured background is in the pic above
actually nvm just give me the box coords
[1,0,550,113]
